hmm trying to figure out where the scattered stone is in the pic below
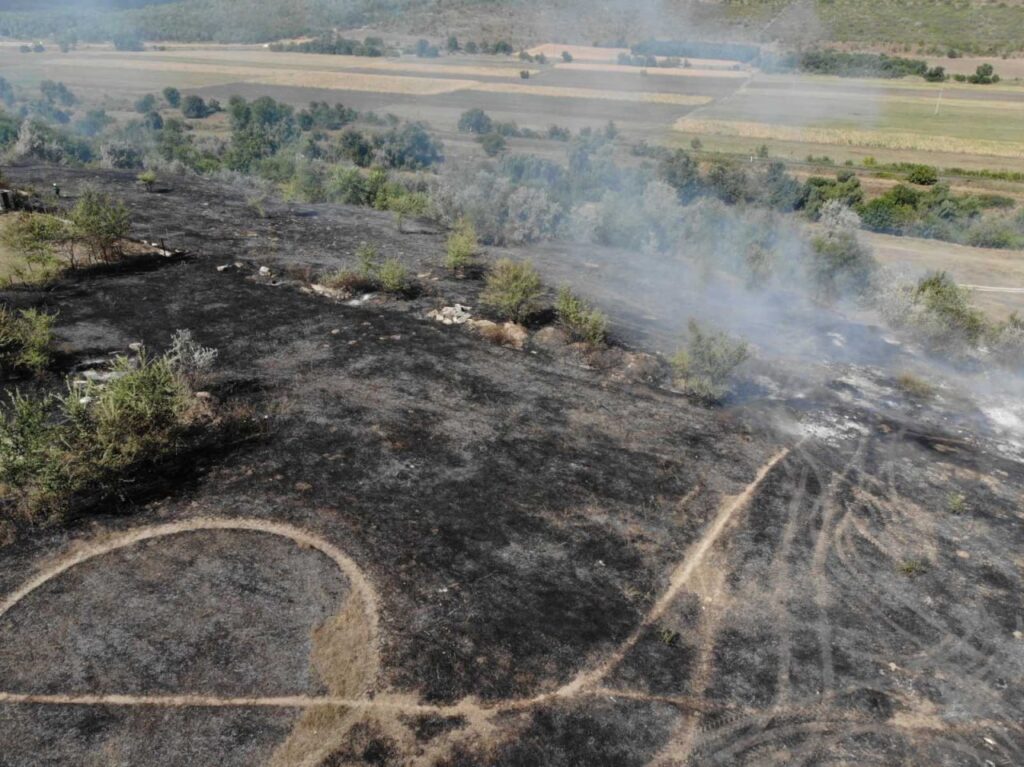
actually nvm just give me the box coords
[127,342,143,352]
[427,304,472,325]
[294,481,313,493]
[468,319,528,350]
[258,266,272,277]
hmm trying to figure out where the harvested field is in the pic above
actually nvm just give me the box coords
[556,62,749,79]
[464,82,713,106]
[673,118,1024,159]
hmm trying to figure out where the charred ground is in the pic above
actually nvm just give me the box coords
[0,165,1021,766]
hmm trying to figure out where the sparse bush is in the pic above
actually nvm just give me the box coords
[137,170,157,192]
[947,492,967,515]
[446,218,478,270]
[134,94,157,114]
[70,189,131,263]
[378,258,410,294]
[162,86,181,108]
[895,373,935,399]
[562,51,573,62]
[0,213,69,283]
[555,287,608,345]
[477,131,507,156]
[906,164,939,185]
[458,108,493,135]
[898,559,927,576]
[0,350,201,520]
[809,229,876,300]
[480,259,544,322]
[167,329,218,381]
[0,307,55,374]
[672,320,749,402]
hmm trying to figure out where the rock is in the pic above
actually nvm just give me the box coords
[127,342,143,352]
[216,264,232,272]
[427,304,473,325]
[294,481,313,493]
[258,266,272,277]
[82,370,126,383]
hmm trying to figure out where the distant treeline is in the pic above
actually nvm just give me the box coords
[0,0,385,44]
[763,50,930,79]
[269,35,389,57]
[631,39,761,63]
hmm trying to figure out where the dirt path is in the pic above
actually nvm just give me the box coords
[0,517,382,697]
[549,447,791,700]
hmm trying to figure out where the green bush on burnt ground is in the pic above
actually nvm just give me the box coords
[480,259,544,323]
[69,189,131,263]
[445,218,478,271]
[0,344,214,521]
[321,244,411,296]
[555,287,608,345]
[672,320,749,402]
[0,212,71,285]
[0,307,55,374]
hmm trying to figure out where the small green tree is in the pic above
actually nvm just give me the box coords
[446,218,478,270]
[137,170,157,192]
[555,287,607,345]
[134,94,157,114]
[480,259,544,322]
[562,51,573,62]
[672,320,749,402]
[162,86,181,108]
[458,108,493,134]
[478,132,507,156]
[70,189,131,263]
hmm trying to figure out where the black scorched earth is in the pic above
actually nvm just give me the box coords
[0,166,1021,766]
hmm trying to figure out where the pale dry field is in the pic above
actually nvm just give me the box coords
[557,62,749,79]
[467,82,712,105]
[673,118,1024,159]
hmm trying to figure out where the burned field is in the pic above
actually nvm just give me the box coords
[0,166,1022,765]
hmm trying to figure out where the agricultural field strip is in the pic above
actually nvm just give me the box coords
[76,49,540,79]
[755,72,1024,95]
[673,118,1024,159]
[43,58,716,104]
[556,62,750,79]
[740,86,1024,112]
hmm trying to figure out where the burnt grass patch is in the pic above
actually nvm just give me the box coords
[1,164,1023,765]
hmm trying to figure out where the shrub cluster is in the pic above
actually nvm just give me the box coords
[480,259,544,323]
[0,307,54,374]
[672,320,749,401]
[0,345,209,520]
[555,288,608,345]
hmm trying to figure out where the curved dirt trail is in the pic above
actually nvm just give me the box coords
[0,517,382,696]
[0,450,790,733]
[547,447,791,700]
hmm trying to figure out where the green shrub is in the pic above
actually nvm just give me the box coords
[672,320,749,402]
[477,132,507,156]
[445,218,478,270]
[914,271,987,345]
[0,212,69,284]
[809,230,876,300]
[0,307,55,374]
[70,189,131,263]
[905,164,939,185]
[378,258,409,294]
[480,259,544,322]
[555,287,608,345]
[0,350,199,520]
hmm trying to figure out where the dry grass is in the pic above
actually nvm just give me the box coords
[468,82,712,105]
[558,62,749,79]
[47,58,476,95]
[673,118,1024,159]
[742,86,1024,112]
